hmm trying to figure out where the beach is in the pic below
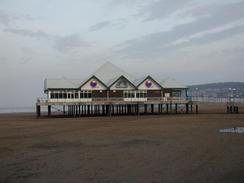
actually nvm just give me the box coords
[0,112,244,183]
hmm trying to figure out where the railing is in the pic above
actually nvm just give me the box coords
[191,97,244,104]
[37,96,244,105]
[37,97,190,104]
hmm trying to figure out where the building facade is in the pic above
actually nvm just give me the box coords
[37,62,194,116]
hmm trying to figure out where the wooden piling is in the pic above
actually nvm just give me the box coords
[151,104,154,114]
[36,105,41,117]
[48,105,51,116]
[186,104,189,114]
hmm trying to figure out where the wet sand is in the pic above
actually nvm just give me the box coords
[0,111,244,183]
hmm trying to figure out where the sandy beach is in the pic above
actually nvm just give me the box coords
[0,110,244,183]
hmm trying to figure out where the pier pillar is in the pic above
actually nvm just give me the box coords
[144,104,147,114]
[186,104,189,114]
[72,105,75,116]
[69,105,72,116]
[70,105,72,116]
[36,105,41,117]
[73,105,75,116]
[79,104,80,117]
[166,104,169,114]
[90,105,93,115]
[110,105,113,115]
[136,104,139,114]
[109,104,112,116]
[116,104,118,115]
[151,104,154,114]
[101,105,104,115]
[75,105,79,116]
[63,105,66,115]
[105,105,107,115]
[48,105,51,116]
[127,104,131,114]
[119,104,121,114]
[96,105,99,115]
[175,104,178,114]
[87,105,90,115]
[196,104,198,114]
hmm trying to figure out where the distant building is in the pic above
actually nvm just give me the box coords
[37,62,193,117]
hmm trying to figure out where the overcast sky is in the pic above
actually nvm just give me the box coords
[0,0,244,108]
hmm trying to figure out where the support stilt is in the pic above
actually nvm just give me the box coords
[48,105,51,116]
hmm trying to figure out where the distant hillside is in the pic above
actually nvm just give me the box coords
[188,82,244,98]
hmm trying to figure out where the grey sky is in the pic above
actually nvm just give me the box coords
[0,0,244,108]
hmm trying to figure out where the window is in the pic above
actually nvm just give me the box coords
[68,93,72,99]
[80,91,92,98]
[136,92,140,98]
[54,93,59,99]
[123,91,147,98]
[88,92,91,98]
[50,92,55,99]
[172,91,181,97]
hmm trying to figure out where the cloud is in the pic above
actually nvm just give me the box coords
[0,9,37,27]
[53,34,90,52]
[117,1,244,59]
[137,0,194,21]
[4,27,89,52]
[136,0,243,22]
[0,57,8,65]
[108,0,146,7]
[0,10,18,26]
[170,19,244,46]
[89,21,111,32]
[19,56,33,64]
[4,28,52,39]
